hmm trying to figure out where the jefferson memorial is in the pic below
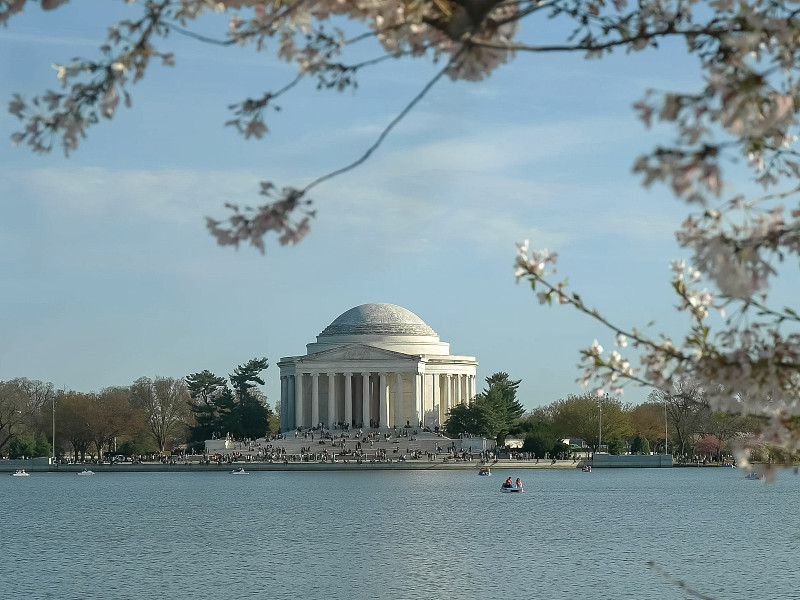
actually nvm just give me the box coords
[278,303,478,431]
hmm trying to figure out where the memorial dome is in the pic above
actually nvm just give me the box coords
[319,303,437,338]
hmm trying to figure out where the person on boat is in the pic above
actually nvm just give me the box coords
[504,477,513,488]
[515,478,522,489]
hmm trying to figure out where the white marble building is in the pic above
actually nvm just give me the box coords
[278,303,478,431]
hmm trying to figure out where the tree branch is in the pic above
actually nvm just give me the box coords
[302,46,465,193]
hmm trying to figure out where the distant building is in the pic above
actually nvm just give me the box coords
[278,303,478,431]
[562,438,587,449]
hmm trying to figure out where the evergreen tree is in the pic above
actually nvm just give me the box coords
[444,372,524,444]
[630,435,651,455]
[229,357,272,439]
[185,370,227,445]
[522,421,557,459]
[34,433,52,458]
[8,432,36,458]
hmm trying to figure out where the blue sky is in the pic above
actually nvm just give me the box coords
[1,1,713,410]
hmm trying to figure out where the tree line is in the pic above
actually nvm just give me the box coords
[0,358,276,461]
[445,374,766,462]
[2,365,772,463]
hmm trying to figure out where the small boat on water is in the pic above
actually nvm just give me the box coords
[11,469,30,477]
[501,477,523,492]
[745,472,763,480]
[230,467,249,475]
[582,465,592,472]
[77,469,95,476]
[478,467,491,476]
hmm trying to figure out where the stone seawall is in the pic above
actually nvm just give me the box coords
[3,458,578,473]
[591,454,673,468]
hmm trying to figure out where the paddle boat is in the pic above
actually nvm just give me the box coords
[745,472,763,480]
[77,468,96,476]
[11,469,30,477]
[230,467,249,475]
[582,465,592,472]
[478,467,491,476]
[500,484,523,493]
[500,477,523,492]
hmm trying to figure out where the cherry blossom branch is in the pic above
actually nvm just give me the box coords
[302,47,465,193]
[207,47,465,251]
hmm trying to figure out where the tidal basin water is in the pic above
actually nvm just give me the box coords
[1,467,797,600]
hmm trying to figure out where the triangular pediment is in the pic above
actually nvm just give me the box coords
[303,343,416,363]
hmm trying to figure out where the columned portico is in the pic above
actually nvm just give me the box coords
[278,303,478,431]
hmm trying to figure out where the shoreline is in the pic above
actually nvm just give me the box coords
[8,459,583,473]
[5,458,766,474]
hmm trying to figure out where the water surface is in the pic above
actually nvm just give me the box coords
[0,467,795,599]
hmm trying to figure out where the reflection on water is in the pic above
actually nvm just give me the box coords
[0,468,796,600]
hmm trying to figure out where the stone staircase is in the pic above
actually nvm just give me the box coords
[205,429,485,462]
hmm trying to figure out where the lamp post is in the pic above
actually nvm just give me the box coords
[598,399,603,454]
[664,399,669,456]
[52,393,56,462]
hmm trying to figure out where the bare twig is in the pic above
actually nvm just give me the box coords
[302,46,465,193]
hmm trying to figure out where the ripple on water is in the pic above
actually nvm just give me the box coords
[0,467,797,599]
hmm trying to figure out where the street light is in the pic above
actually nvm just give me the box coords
[598,399,602,453]
[664,399,669,456]
[52,395,55,461]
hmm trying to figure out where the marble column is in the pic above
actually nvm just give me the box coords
[279,376,287,432]
[327,373,336,428]
[445,374,452,416]
[311,372,320,428]
[362,371,371,427]
[432,373,439,426]
[379,372,388,428]
[287,374,295,429]
[295,372,304,429]
[344,372,353,427]
[395,372,404,427]
[413,373,421,427]
[457,374,463,405]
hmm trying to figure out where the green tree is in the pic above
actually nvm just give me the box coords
[521,421,557,459]
[607,437,625,455]
[444,372,524,444]
[185,370,228,446]
[445,401,496,440]
[630,435,651,455]
[8,432,36,459]
[228,357,272,439]
[551,440,570,459]
[34,433,52,458]
[550,394,632,452]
